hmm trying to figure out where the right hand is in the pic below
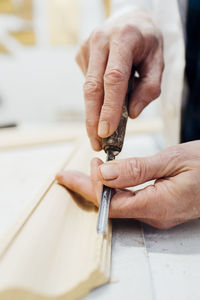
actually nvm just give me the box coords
[76,9,164,151]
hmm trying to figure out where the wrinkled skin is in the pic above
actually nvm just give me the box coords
[57,141,200,230]
[57,11,200,230]
[76,10,164,150]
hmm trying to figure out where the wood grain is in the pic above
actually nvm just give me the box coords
[0,140,111,300]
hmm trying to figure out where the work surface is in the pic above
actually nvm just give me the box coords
[0,133,200,300]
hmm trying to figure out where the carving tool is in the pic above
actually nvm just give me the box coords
[97,69,134,234]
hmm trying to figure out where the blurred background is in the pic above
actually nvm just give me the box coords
[0,0,108,125]
[0,0,158,128]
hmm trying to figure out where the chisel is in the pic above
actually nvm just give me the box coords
[97,69,134,234]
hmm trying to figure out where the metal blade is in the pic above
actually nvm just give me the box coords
[97,184,112,234]
[96,150,115,235]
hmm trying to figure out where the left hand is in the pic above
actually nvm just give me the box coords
[56,141,200,229]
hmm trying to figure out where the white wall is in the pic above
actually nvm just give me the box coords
[0,0,104,123]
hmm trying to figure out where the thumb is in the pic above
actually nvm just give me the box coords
[97,146,181,188]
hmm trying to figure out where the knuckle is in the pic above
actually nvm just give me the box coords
[83,78,102,97]
[85,118,98,130]
[149,32,160,47]
[91,28,106,44]
[104,68,126,85]
[145,82,161,100]
[101,101,120,115]
[117,24,141,40]
[162,145,185,164]
[128,158,145,181]
[143,27,161,49]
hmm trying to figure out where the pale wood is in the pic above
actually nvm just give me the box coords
[0,141,78,255]
[0,0,14,13]
[0,118,163,150]
[0,43,9,54]
[0,142,74,239]
[0,125,84,149]
[9,30,35,45]
[103,0,111,18]
[13,0,33,20]
[0,140,111,300]
[48,0,80,45]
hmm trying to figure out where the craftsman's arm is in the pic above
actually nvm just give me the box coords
[56,141,200,229]
[76,9,164,151]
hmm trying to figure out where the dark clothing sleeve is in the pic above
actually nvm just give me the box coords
[181,0,200,142]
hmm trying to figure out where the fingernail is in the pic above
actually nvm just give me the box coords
[100,163,119,180]
[134,102,145,117]
[98,120,109,137]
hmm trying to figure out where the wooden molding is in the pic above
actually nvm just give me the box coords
[0,140,111,299]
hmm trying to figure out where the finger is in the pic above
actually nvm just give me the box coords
[109,181,167,221]
[83,30,109,151]
[109,173,188,229]
[129,47,164,118]
[98,40,134,138]
[76,51,88,76]
[55,170,162,221]
[56,170,97,206]
[97,146,183,188]
[90,158,104,205]
[76,39,90,75]
[109,188,134,218]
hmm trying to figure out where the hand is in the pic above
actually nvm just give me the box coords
[76,10,164,151]
[56,141,200,229]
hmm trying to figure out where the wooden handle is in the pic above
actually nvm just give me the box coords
[102,102,128,155]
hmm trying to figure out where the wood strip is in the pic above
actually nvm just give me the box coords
[14,0,33,20]
[48,0,80,45]
[0,43,9,54]
[0,139,111,300]
[0,0,14,13]
[0,141,78,258]
[0,119,163,150]
[9,30,35,46]
[0,125,84,149]
[0,142,74,239]
[103,0,111,18]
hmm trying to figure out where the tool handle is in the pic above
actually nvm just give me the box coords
[102,68,134,156]
[102,102,128,155]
